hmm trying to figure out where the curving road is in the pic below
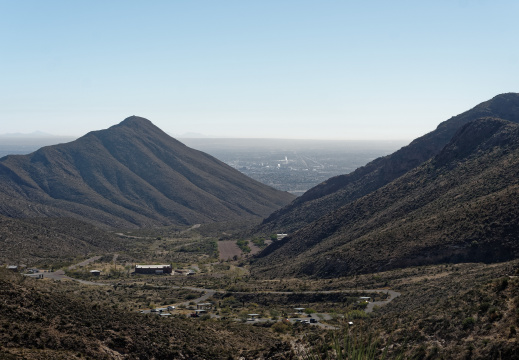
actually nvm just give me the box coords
[35,257,402,323]
[141,286,401,318]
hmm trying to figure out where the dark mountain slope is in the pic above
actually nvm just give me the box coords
[251,118,519,278]
[0,215,123,266]
[258,93,519,234]
[0,117,295,228]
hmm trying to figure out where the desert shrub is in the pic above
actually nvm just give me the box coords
[251,238,266,248]
[346,310,368,320]
[497,278,509,292]
[302,330,402,360]
[479,302,491,313]
[213,264,230,271]
[236,240,251,253]
[271,321,291,334]
[462,317,475,330]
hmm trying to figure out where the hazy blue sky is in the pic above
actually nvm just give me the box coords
[1,1,517,140]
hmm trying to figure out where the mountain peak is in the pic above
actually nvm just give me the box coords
[118,116,155,129]
[491,92,519,101]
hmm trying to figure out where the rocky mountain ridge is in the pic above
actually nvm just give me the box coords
[257,93,519,234]
[252,115,519,278]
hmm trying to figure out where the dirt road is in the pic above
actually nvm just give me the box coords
[68,255,102,270]
[39,256,109,286]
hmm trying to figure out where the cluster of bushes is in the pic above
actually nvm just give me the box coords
[236,239,251,253]
[251,237,267,248]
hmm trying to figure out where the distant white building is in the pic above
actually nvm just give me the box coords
[135,264,172,274]
[277,234,288,240]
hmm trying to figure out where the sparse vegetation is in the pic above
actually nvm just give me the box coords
[253,118,519,278]
[251,237,267,248]
[0,269,291,359]
[3,95,519,359]
[236,239,251,253]
[302,330,402,360]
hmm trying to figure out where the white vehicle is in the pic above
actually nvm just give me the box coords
[167,305,176,310]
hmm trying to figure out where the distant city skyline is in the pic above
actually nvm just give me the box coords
[1,1,517,140]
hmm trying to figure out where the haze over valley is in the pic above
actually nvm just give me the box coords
[2,1,519,359]
[181,138,406,195]
[2,94,519,359]
[1,136,405,196]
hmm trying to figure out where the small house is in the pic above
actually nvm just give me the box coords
[247,314,260,321]
[197,303,212,310]
[90,270,101,276]
[192,309,207,317]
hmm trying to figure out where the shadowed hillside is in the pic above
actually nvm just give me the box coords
[0,216,123,266]
[0,117,295,228]
[252,117,519,278]
[257,93,519,234]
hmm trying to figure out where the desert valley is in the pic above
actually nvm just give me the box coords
[2,93,519,359]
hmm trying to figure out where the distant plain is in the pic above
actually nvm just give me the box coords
[180,138,407,195]
[0,137,407,195]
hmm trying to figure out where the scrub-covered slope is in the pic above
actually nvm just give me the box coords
[0,215,123,266]
[252,118,519,278]
[0,269,289,359]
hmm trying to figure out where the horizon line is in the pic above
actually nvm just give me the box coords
[0,132,412,142]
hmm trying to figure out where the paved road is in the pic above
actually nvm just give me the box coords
[363,289,401,312]
[29,256,109,286]
[219,288,401,314]
[41,269,110,286]
[179,286,215,307]
[68,255,102,270]
[140,284,401,326]
[137,285,400,311]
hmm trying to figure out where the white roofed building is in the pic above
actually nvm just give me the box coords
[135,264,172,274]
